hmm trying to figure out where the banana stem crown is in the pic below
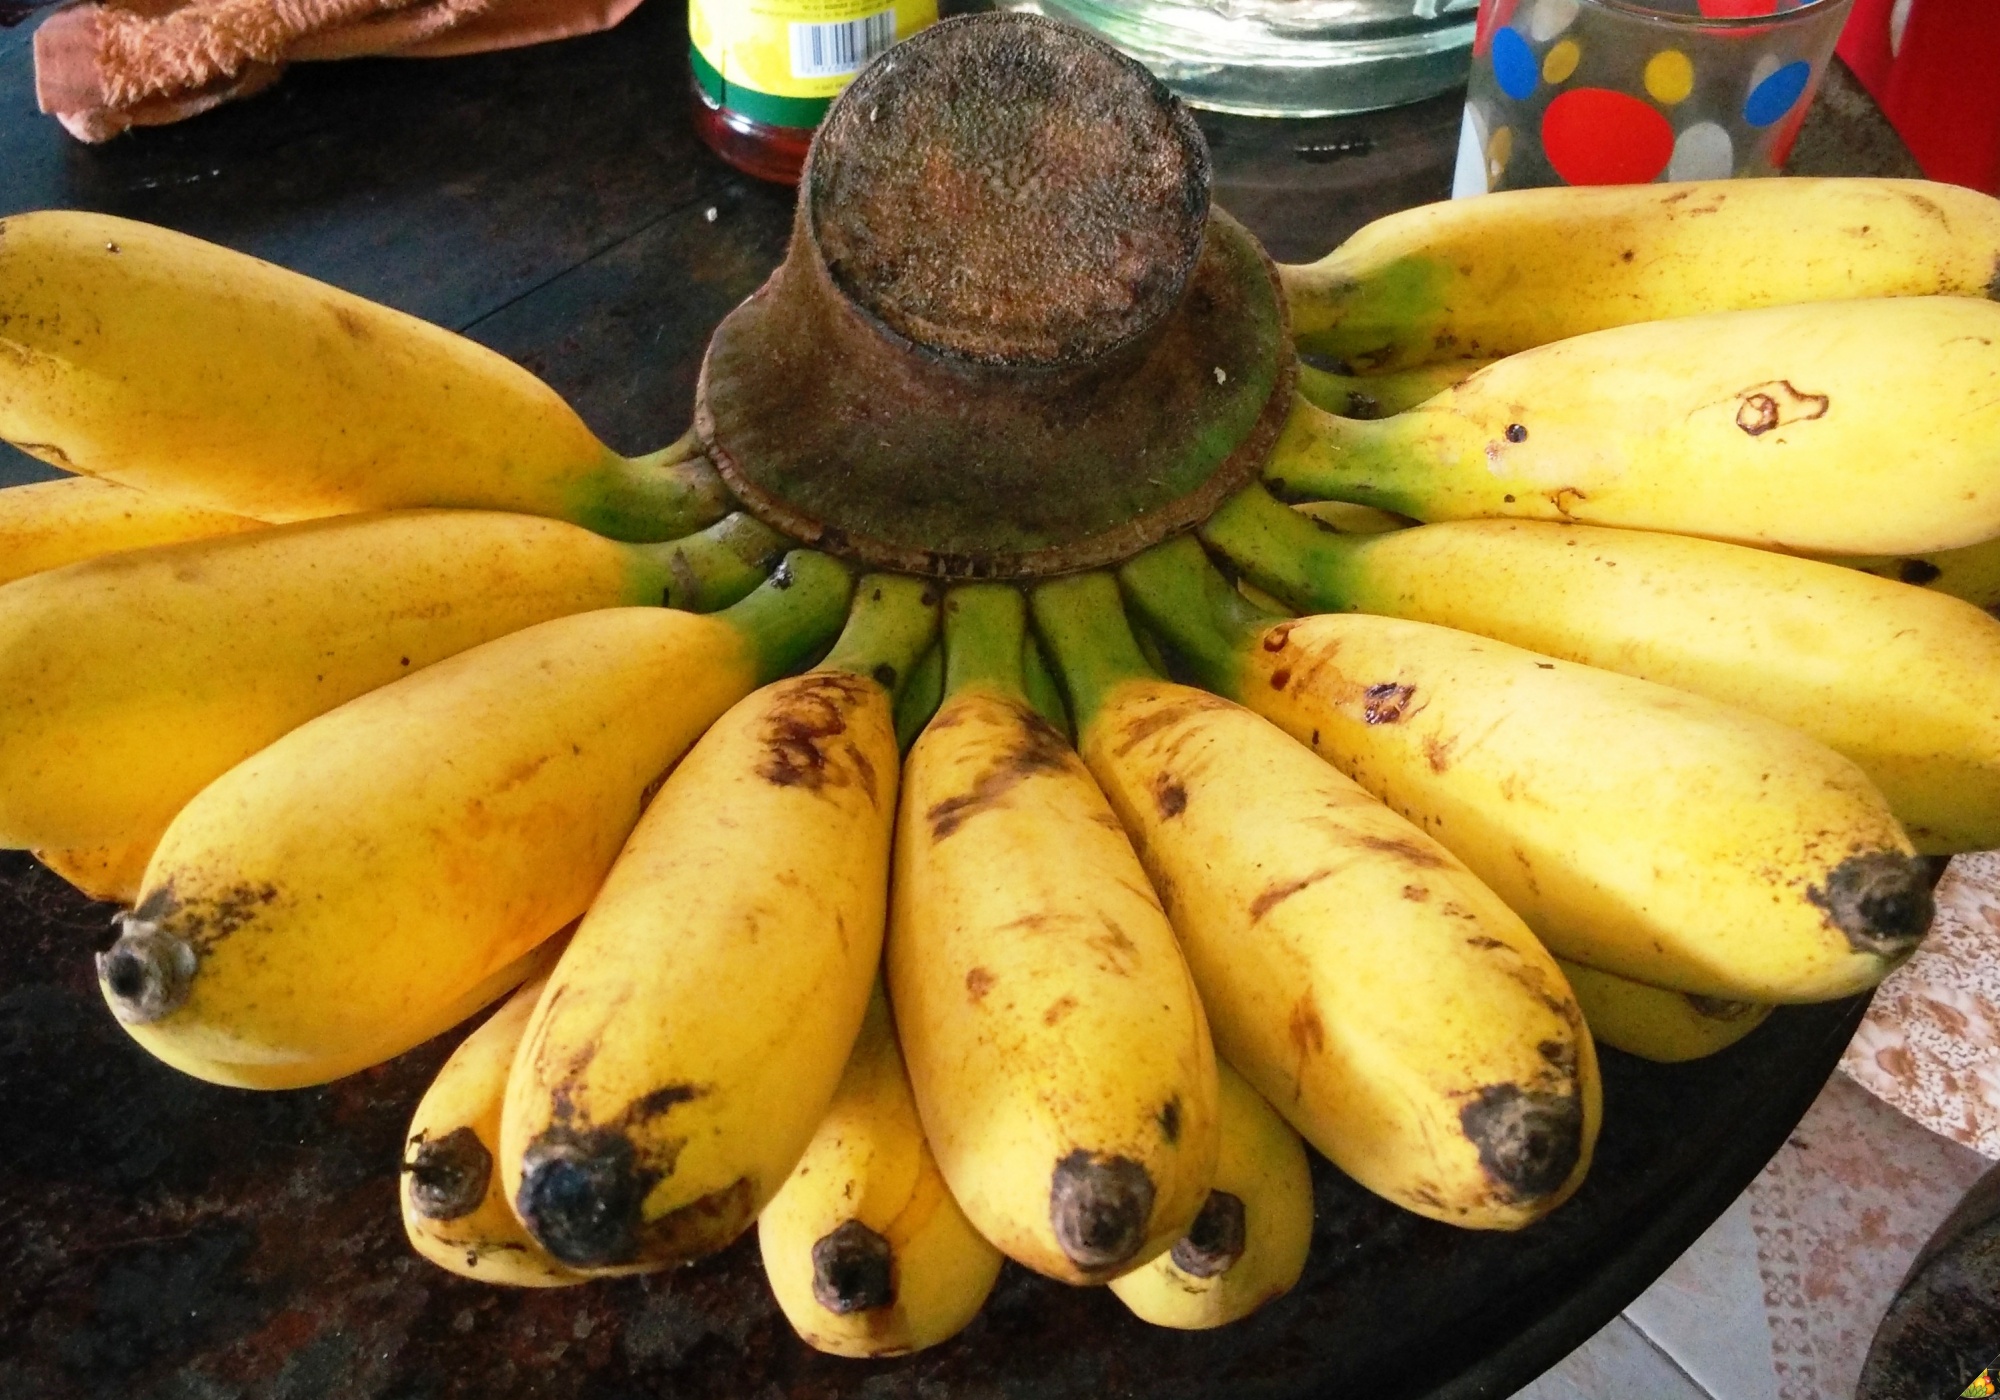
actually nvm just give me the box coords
[1027,572,1155,734]
[718,551,855,684]
[1117,536,1282,700]
[818,574,942,701]
[1200,483,1363,613]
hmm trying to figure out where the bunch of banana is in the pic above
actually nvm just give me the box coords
[7,165,2000,1367]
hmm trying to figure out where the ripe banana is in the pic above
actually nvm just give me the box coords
[500,577,932,1271]
[1107,1061,1312,1329]
[1122,538,1934,1003]
[1556,959,1771,1065]
[1204,486,2000,854]
[1295,359,1494,420]
[35,839,153,905]
[0,211,726,540]
[1825,537,2000,615]
[0,507,783,852]
[95,554,852,1086]
[1264,296,2000,555]
[0,476,262,587]
[1282,177,2000,372]
[140,933,563,1091]
[401,942,602,1287]
[1033,572,1596,1229]
[888,584,1218,1284]
[758,984,1003,1357]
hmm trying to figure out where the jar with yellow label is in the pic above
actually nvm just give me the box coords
[690,0,939,183]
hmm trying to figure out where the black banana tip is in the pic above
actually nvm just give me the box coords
[95,918,196,1024]
[811,1218,896,1313]
[516,1129,643,1268]
[1459,1083,1584,1203]
[1050,1150,1156,1274]
[1813,851,1937,959]
[1170,1190,1247,1279]
[404,1126,492,1221]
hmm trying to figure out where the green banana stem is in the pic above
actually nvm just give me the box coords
[1027,572,1154,734]
[584,442,734,543]
[1199,483,1367,613]
[942,584,1029,700]
[632,511,789,612]
[1295,359,1495,420]
[718,550,854,684]
[894,642,945,752]
[1022,631,1073,740]
[1116,536,1283,701]
[819,574,942,701]
[1261,394,1422,516]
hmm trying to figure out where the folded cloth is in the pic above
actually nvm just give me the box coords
[34,0,645,141]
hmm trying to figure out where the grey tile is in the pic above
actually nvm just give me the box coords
[1628,1195,1781,1400]
[1510,1315,1712,1400]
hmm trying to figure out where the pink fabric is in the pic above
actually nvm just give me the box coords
[34,0,646,141]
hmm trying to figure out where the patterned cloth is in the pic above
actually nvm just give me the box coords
[1843,851,2000,1162]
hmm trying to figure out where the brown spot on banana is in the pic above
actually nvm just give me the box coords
[1043,994,1078,1026]
[1049,1151,1156,1275]
[635,1176,757,1263]
[811,1219,897,1313]
[1362,682,1419,725]
[1269,668,1292,690]
[1356,833,1446,869]
[404,1126,492,1220]
[1156,1096,1182,1144]
[1807,851,1935,958]
[1250,868,1335,921]
[1152,773,1188,819]
[1733,380,1829,437]
[758,673,870,796]
[1170,1191,1247,1279]
[1424,735,1454,772]
[926,708,1075,840]
[1112,694,1230,757]
[1457,1083,1584,1203]
[1685,993,1762,1022]
[966,966,996,1002]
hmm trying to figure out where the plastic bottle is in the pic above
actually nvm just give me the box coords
[689,1,939,184]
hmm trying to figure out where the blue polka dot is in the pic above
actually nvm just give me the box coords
[1491,27,1539,101]
[1744,60,1811,128]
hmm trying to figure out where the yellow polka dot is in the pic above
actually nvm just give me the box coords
[1542,39,1580,84]
[1486,125,1513,179]
[1645,49,1695,104]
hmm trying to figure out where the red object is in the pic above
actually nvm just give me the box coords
[1837,0,2000,194]
[1698,0,1780,15]
[689,78,814,185]
[1473,0,1517,57]
[1540,88,1677,186]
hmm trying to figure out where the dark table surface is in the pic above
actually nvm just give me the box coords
[0,7,1922,1397]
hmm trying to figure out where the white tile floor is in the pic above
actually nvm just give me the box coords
[1509,1072,1993,1400]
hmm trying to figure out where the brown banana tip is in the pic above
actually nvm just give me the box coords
[1810,851,1937,959]
[515,1129,643,1268]
[810,1218,896,1314]
[403,1126,493,1221]
[1684,994,1762,1023]
[1049,1150,1156,1274]
[1170,1191,1247,1279]
[95,918,196,1024]
[1459,1084,1584,1203]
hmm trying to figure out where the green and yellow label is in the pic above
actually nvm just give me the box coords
[690,0,936,128]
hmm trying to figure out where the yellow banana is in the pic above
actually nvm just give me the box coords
[1825,537,2000,615]
[34,839,153,905]
[401,945,601,1287]
[1107,1062,1312,1328]
[1282,178,2000,372]
[1295,359,1494,419]
[888,585,1218,1284]
[0,476,262,587]
[0,508,782,852]
[95,555,851,1086]
[142,934,563,1091]
[0,211,726,540]
[758,984,1003,1357]
[500,577,931,1271]
[1556,959,1770,1065]
[1034,573,1596,1229]
[1204,486,2000,854]
[1264,296,2000,555]
[1122,539,1933,1003]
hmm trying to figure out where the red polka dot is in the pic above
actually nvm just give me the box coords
[1697,0,1778,14]
[1475,0,1519,57]
[1540,88,1676,185]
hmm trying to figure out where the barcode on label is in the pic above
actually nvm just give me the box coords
[789,10,896,79]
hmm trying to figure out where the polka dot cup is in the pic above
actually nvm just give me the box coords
[1455,0,1854,195]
